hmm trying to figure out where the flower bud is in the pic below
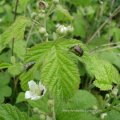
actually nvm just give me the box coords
[37,1,48,10]
[38,13,45,18]
[105,94,110,99]
[100,113,107,119]
[112,87,118,96]
[39,27,46,34]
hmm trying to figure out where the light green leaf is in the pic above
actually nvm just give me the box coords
[13,40,27,60]
[0,72,11,103]
[17,0,30,13]
[0,63,11,69]
[53,5,73,21]
[73,13,87,38]
[0,104,32,120]
[41,46,80,100]
[16,92,25,103]
[0,16,30,52]
[8,63,24,76]
[83,56,120,90]
[28,94,49,113]
[105,110,120,120]
[93,58,120,90]
[56,90,98,120]
[96,50,120,69]
[19,62,40,90]
[25,39,82,100]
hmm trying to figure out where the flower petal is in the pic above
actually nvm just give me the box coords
[31,95,41,100]
[39,82,47,96]
[25,91,31,99]
[28,80,38,91]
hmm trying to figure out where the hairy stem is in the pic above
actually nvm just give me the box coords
[12,0,19,56]
[86,5,120,44]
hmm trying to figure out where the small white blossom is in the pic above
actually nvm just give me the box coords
[100,113,107,119]
[105,94,110,98]
[39,27,46,34]
[56,24,73,34]
[25,80,46,100]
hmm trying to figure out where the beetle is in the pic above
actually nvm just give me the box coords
[70,45,84,57]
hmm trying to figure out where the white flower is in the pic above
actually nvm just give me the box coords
[25,80,46,100]
[100,113,107,119]
[56,24,73,34]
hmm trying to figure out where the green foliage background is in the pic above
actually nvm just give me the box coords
[0,0,120,120]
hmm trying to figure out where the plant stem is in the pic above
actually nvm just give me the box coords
[91,45,120,53]
[26,22,35,46]
[90,42,120,53]
[52,99,56,120]
[86,5,120,44]
[12,0,19,56]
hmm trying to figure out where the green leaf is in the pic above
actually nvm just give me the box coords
[19,62,40,90]
[8,63,24,76]
[65,90,98,109]
[25,39,82,100]
[83,56,120,90]
[56,90,98,120]
[0,63,11,69]
[0,104,32,120]
[96,49,120,69]
[73,13,87,38]
[53,5,73,21]
[105,110,120,120]
[0,16,30,52]
[93,59,120,90]
[28,94,49,113]
[0,72,11,103]
[13,40,27,60]
[16,92,25,103]
[63,0,93,7]
[41,46,79,100]
[17,0,30,13]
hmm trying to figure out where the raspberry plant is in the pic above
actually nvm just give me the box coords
[0,0,120,120]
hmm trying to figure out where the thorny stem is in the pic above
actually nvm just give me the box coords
[90,42,120,53]
[86,5,120,44]
[11,0,19,56]
[91,45,120,53]
[26,22,35,50]
[52,99,56,120]
[11,0,19,104]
